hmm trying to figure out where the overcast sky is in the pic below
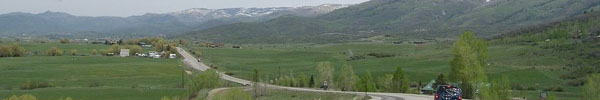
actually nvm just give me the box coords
[0,0,368,17]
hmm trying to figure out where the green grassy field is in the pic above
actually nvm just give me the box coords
[186,42,583,100]
[0,42,187,99]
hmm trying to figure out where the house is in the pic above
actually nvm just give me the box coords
[148,51,158,58]
[139,42,152,48]
[152,54,161,58]
[169,54,177,59]
[207,43,224,48]
[120,49,130,57]
[421,80,436,94]
[105,40,119,45]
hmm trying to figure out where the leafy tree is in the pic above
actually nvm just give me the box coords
[187,69,220,97]
[0,46,12,57]
[91,49,98,55]
[392,67,410,93]
[433,74,448,87]
[376,74,394,92]
[337,64,357,91]
[449,32,488,83]
[0,44,25,57]
[10,44,25,57]
[107,45,120,54]
[160,96,170,100]
[252,69,259,97]
[449,32,488,98]
[316,61,334,88]
[59,39,69,44]
[478,76,511,100]
[128,45,142,55]
[309,75,315,88]
[584,74,600,100]
[356,71,376,92]
[70,49,77,56]
[297,72,309,87]
[48,47,63,56]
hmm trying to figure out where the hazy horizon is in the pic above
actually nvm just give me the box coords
[0,0,368,17]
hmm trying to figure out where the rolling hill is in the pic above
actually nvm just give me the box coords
[0,4,349,38]
[182,0,600,43]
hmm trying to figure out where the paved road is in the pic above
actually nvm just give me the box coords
[177,47,433,100]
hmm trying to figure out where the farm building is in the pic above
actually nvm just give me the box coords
[120,49,130,57]
[207,43,224,48]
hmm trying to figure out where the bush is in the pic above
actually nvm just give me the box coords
[20,81,53,90]
[70,49,77,56]
[2,94,38,100]
[60,39,69,44]
[545,85,564,92]
[567,78,587,86]
[511,84,525,90]
[0,44,25,57]
[367,53,396,58]
[48,47,63,56]
[347,55,365,61]
[526,87,536,91]
[88,82,101,87]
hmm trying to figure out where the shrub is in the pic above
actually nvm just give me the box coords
[347,55,365,61]
[367,53,396,58]
[70,49,77,56]
[2,94,38,100]
[59,39,69,44]
[545,85,564,92]
[567,78,586,86]
[48,47,63,56]
[526,87,536,91]
[20,81,53,90]
[88,82,101,87]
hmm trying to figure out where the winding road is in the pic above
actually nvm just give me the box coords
[177,47,433,100]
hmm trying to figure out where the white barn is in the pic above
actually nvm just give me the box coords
[120,49,130,57]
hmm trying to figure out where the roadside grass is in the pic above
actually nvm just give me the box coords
[0,87,185,100]
[0,56,186,99]
[211,87,361,100]
[186,42,583,99]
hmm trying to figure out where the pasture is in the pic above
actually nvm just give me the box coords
[187,42,582,100]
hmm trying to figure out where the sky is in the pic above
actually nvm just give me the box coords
[0,0,369,17]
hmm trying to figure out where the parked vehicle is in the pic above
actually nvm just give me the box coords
[434,85,462,100]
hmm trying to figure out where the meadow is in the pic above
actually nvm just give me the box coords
[186,42,582,100]
[0,42,186,100]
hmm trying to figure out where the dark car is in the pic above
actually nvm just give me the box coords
[434,85,462,100]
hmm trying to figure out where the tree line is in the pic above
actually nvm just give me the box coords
[270,61,411,93]
[0,44,25,57]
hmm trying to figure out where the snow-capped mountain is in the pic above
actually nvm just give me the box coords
[0,4,350,37]
[164,4,350,23]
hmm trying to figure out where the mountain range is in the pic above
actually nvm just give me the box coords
[182,0,600,43]
[0,4,350,38]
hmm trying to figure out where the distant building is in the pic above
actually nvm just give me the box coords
[169,54,177,59]
[148,51,158,58]
[207,43,224,48]
[139,42,152,48]
[120,49,130,57]
[421,80,436,94]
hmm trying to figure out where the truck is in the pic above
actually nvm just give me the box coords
[434,85,462,100]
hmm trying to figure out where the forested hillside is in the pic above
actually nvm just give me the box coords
[492,12,600,86]
[184,0,600,43]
